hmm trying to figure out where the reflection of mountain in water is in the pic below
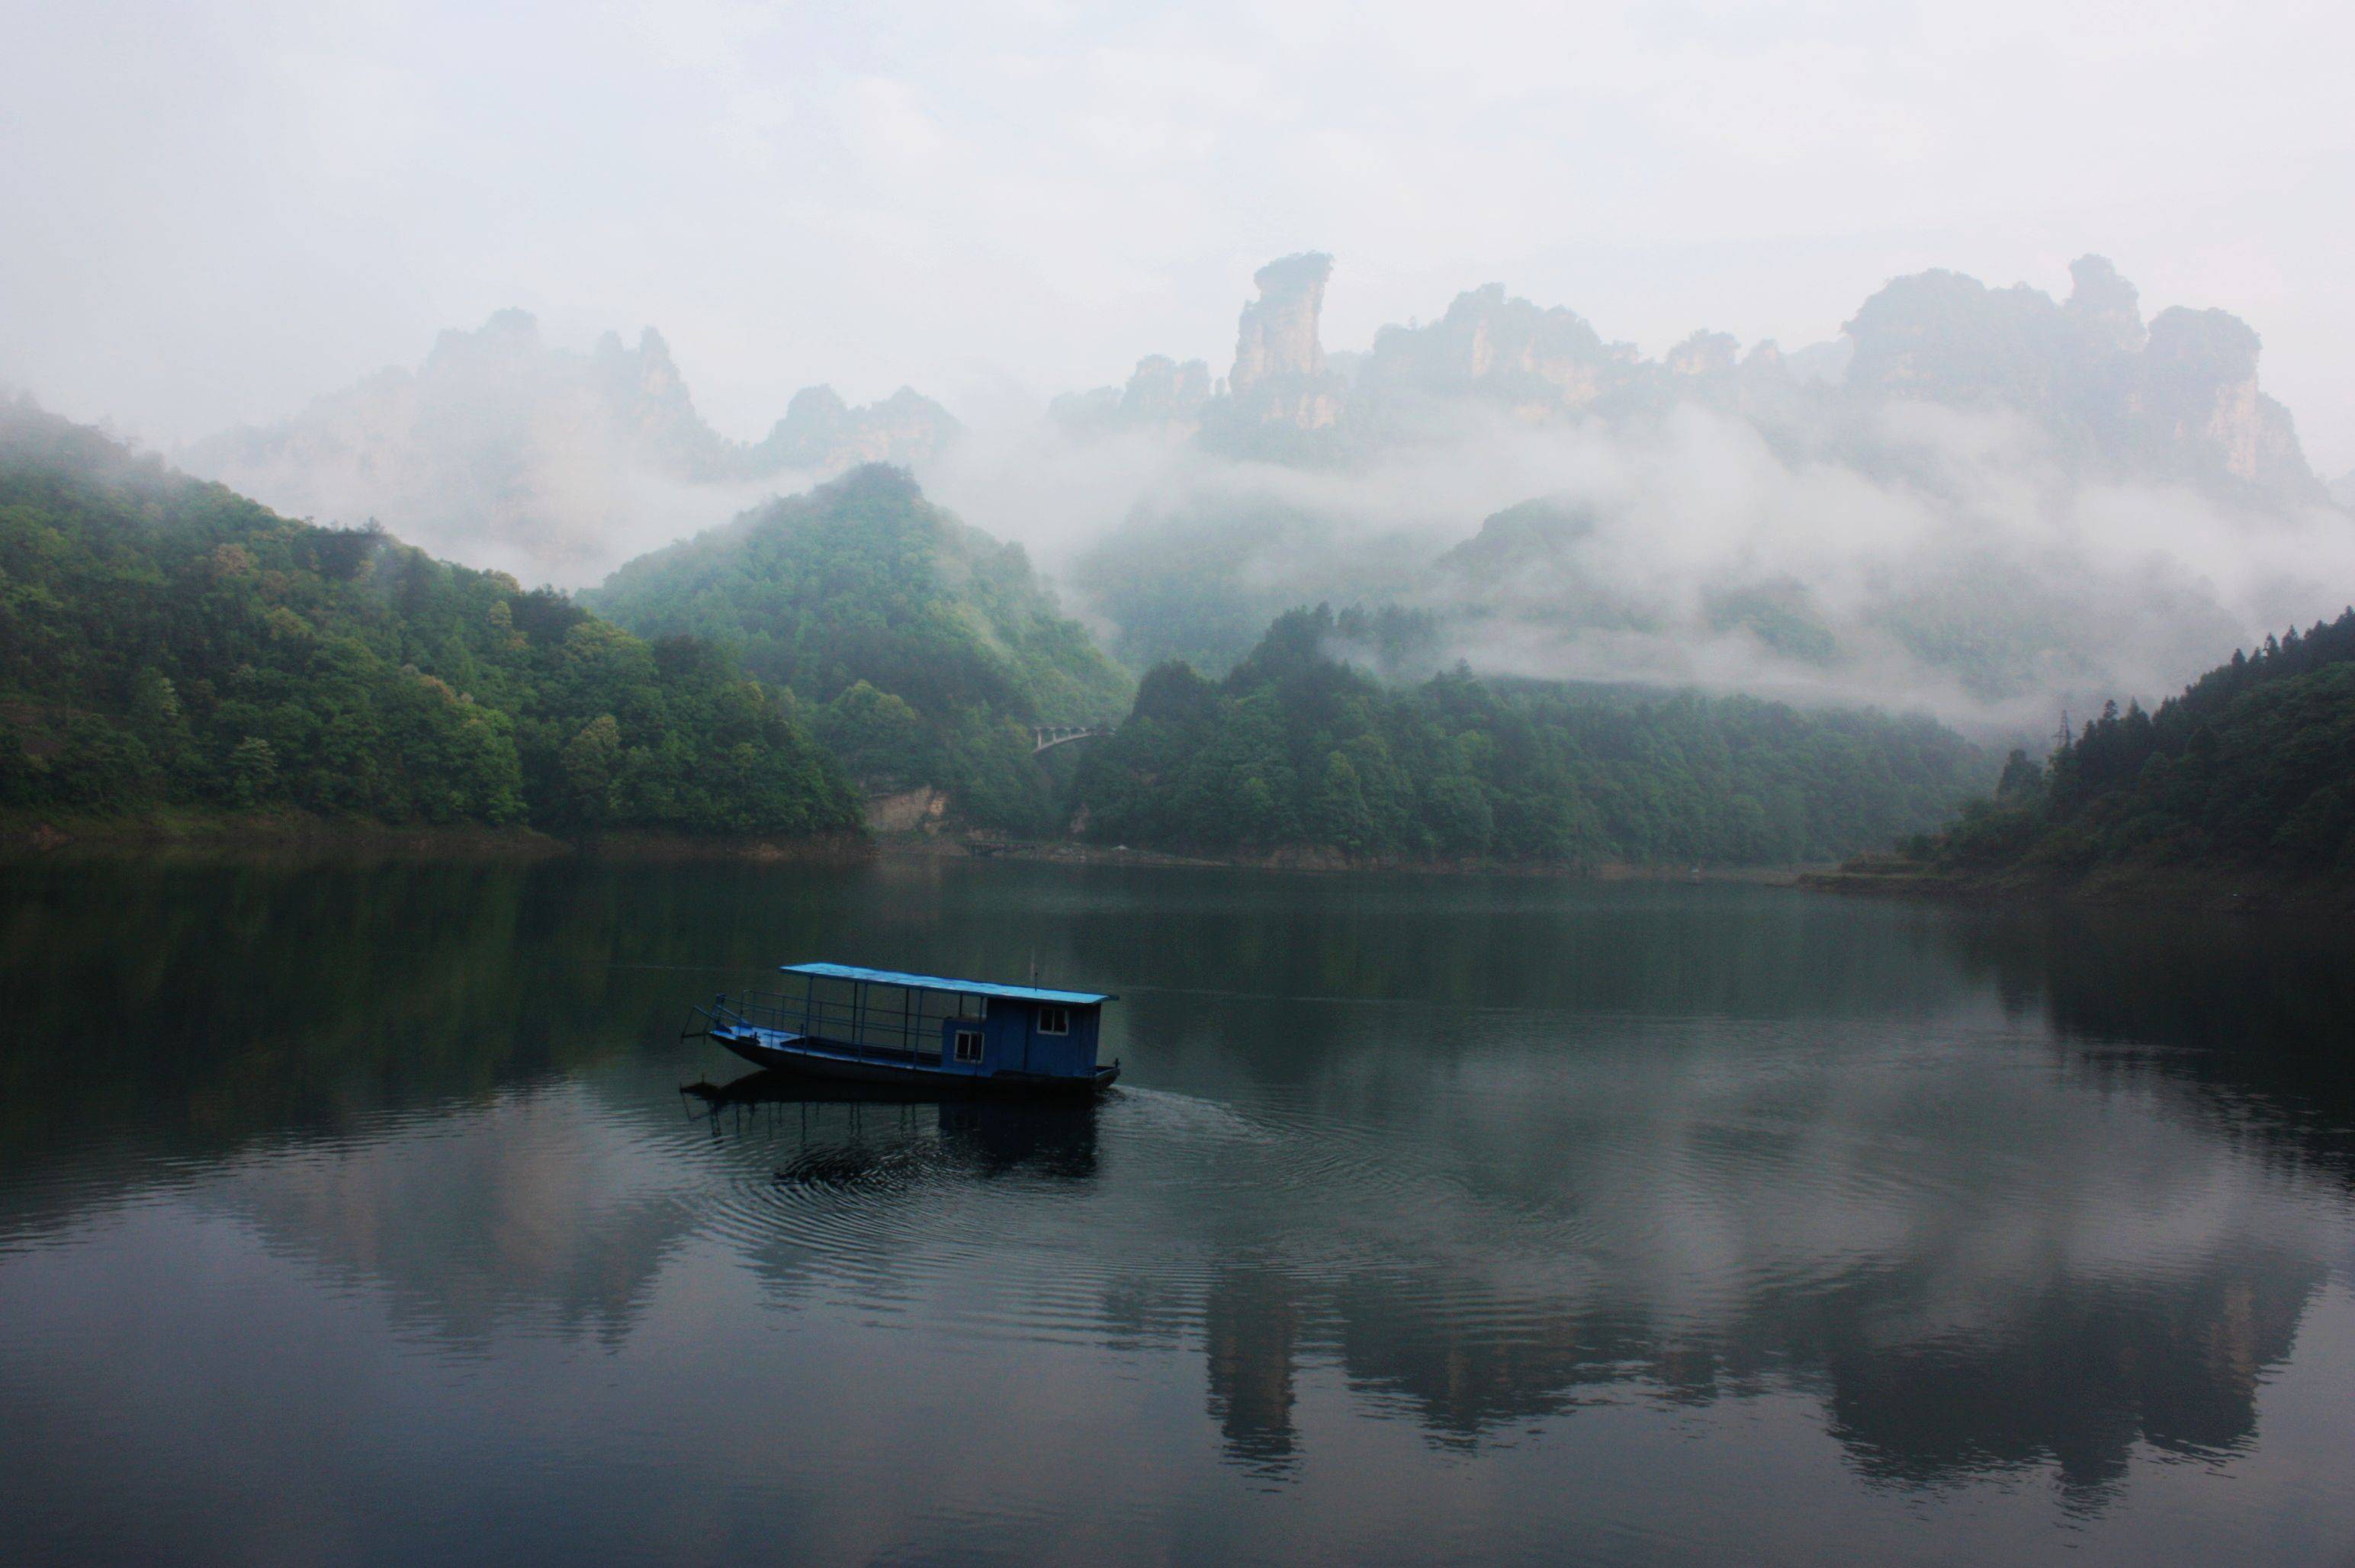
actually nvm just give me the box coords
[1942,908,2355,1185]
[218,1084,705,1348]
[1204,1268,1304,1473]
[1810,1254,2315,1498]
[1180,1238,2315,1498]
[3,860,2351,1512]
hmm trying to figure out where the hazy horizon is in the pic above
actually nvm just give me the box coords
[5,0,2352,473]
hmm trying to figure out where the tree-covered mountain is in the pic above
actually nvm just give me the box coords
[181,310,960,583]
[1068,606,1987,866]
[587,465,1133,832]
[0,402,861,840]
[1891,611,2355,888]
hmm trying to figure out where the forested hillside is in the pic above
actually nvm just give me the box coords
[1068,606,1987,865]
[590,466,1133,831]
[0,404,861,839]
[1901,612,2355,882]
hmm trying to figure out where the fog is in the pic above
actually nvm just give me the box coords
[924,387,2353,737]
[5,0,2352,468]
[5,0,2353,738]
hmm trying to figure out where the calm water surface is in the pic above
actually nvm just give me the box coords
[2,857,2353,1563]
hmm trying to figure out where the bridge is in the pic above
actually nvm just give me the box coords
[1030,725,1112,755]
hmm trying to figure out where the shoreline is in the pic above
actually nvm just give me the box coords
[878,833,1823,884]
[2,810,1821,884]
[1798,859,2355,914]
[0,811,872,866]
[8,813,2336,911]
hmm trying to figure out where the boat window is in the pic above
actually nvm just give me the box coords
[953,1029,983,1064]
[1036,1005,1069,1036]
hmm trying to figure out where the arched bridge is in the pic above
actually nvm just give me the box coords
[1031,725,1112,754]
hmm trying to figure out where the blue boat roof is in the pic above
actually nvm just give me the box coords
[779,962,1114,1006]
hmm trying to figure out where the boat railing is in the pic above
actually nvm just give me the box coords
[709,988,946,1063]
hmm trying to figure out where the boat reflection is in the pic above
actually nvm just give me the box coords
[683,1067,1103,1181]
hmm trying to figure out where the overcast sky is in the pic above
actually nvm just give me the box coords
[4,0,2350,471]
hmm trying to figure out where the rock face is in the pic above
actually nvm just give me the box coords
[1357,284,1634,419]
[1230,252,1332,394]
[1210,252,1345,445]
[2331,469,2355,511]
[752,385,959,472]
[1123,355,1214,424]
[1050,354,1213,438]
[863,786,949,835]
[2127,307,2316,498]
[2062,255,2147,352]
[181,311,960,580]
[1091,249,2322,501]
[1843,258,2323,498]
[590,323,732,478]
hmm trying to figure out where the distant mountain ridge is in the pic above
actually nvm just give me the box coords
[181,310,959,582]
[1065,252,2326,500]
[1060,253,2324,500]
[1067,252,2345,712]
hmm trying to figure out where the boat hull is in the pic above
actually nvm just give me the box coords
[712,1026,1118,1096]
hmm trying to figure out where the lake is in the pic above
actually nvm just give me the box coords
[3,856,2352,1563]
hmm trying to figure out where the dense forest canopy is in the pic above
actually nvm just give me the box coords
[1068,606,1989,865]
[1906,610,2355,881]
[0,404,861,837]
[588,465,1133,831]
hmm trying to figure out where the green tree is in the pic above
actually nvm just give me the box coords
[1068,605,1987,866]
[1306,750,1373,851]
[227,737,279,808]
[559,715,623,826]
[0,403,862,840]
[814,681,929,787]
[586,464,1131,830]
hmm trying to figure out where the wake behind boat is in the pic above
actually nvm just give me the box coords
[695,962,1120,1096]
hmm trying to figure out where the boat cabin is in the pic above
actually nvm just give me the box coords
[741,962,1114,1083]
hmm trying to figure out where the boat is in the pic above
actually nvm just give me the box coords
[695,962,1120,1095]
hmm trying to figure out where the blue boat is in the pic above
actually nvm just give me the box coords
[698,962,1120,1095]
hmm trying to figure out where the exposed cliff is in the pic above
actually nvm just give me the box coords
[1229,252,1333,393]
[750,384,961,472]
[1088,252,2323,504]
[1198,252,1347,455]
[1843,259,2324,499]
[1051,354,1213,438]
